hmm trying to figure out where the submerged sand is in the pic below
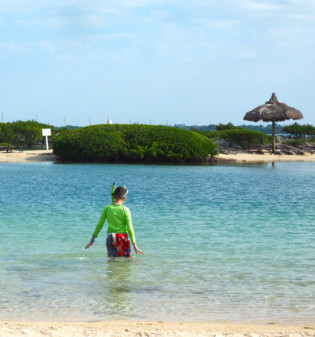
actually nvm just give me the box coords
[0,321,314,337]
[1,149,315,164]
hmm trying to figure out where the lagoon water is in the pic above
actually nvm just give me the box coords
[0,162,314,323]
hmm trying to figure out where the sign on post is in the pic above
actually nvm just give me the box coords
[42,129,51,150]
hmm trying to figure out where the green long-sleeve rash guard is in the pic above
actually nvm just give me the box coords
[92,204,136,244]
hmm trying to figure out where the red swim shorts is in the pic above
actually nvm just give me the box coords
[106,233,132,258]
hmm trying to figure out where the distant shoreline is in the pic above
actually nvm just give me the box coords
[214,150,315,163]
[0,320,314,337]
[0,150,57,163]
[1,149,315,164]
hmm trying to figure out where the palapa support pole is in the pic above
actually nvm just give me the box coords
[272,121,276,154]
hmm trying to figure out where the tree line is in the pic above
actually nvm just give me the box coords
[1,120,313,156]
[175,122,315,135]
[0,120,53,147]
[282,123,315,137]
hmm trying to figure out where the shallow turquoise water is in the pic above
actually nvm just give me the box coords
[0,162,314,323]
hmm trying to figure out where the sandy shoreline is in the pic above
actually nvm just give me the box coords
[1,149,315,164]
[0,149,57,163]
[1,321,314,337]
[215,151,315,163]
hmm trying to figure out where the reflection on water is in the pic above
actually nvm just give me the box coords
[100,259,135,315]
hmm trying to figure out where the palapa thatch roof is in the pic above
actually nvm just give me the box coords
[243,93,303,122]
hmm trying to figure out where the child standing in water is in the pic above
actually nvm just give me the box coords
[85,183,144,257]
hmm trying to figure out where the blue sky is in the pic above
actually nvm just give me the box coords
[1,0,314,126]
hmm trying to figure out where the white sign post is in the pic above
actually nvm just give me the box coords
[42,129,51,150]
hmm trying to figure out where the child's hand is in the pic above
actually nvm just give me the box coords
[85,237,95,249]
[85,242,93,249]
[133,243,144,255]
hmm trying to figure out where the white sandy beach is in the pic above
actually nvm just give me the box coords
[0,321,314,337]
[0,149,57,163]
[1,149,315,164]
[215,151,315,163]
[0,150,315,164]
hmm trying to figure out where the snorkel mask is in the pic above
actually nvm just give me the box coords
[111,182,128,201]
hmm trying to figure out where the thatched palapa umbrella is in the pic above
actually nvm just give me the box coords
[244,93,303,153]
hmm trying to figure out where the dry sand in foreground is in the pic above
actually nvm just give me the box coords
[0,321,314,337]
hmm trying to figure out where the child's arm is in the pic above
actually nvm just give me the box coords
[125,208,136,245]
[85,206,108,249]
[85,236,95,249]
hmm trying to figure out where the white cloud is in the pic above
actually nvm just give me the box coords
[238,49,257,59]
[0,40,55,54]
[0,0,43,13]
[268,25,315,47]
[289,0,315,7]
[206,19,241,29]
[117,0,171,7]
[1,0,315,66]
[151,9,171,19]
[14,17,65,29]
[237,0,281,11]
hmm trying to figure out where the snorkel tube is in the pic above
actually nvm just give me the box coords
[112,183,128,202]
[111,182,116,203]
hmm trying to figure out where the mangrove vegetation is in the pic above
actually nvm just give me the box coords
[53,124,218,163]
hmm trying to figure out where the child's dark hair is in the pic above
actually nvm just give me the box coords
[112,186,128,200]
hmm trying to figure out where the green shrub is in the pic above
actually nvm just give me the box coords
[216,122,238,131]
[53,124,218,163]
[0,123,14,144]
[206,129,270,149]
[283,138,314,146]
[0,142,11,147]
